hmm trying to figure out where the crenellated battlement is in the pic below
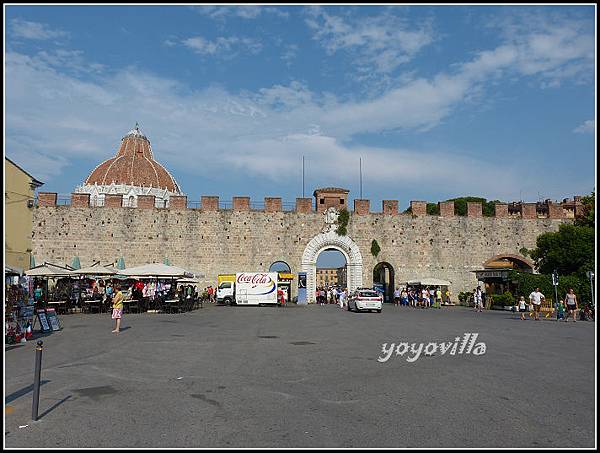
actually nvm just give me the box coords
[36,191,583,220]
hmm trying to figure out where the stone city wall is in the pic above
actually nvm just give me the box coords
[32,193,570,298]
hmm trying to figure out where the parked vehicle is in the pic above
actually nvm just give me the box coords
[216,272,278,306]
[348,288,383,313]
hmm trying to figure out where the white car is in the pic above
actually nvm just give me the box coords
[348,288,383,313]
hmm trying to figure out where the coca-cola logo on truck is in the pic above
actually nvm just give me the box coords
[237,273,273,286]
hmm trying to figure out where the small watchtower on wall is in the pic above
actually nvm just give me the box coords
[313,187,349,213]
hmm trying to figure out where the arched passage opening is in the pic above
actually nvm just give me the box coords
[269,261,291,273]
[269,260,293,303]
[315,249,347,302]
[373,262,395,303]
[301,232,363,303]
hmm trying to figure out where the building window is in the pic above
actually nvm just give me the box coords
[340,199,344,204]
[320,198,324,204]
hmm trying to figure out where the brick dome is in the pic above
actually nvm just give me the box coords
[84,125,181,193]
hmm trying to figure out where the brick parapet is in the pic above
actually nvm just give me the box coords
[71,193,90,208]
[521,203,537,219]
[169,195,187,210]
[104,194,123,208]
[38,192,57,207]
[201,196,219,211]
[410,201,427,216]
[354,199,370,215]
[265,197,282,212]
[439,201,455,217]
[495,203,508,218]
[295,198,313,213]
[382,200,398,215]
[547,201,565,219]
[137,195,155,209]
[233,197,250,212]
[467,202,483,218]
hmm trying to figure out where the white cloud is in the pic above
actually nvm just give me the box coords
[305,7,435,75]
[3,48,535,200]
[10,18,69,41]
[483,11,595,87]
[191,5,289,20]
[182,36,263,58]
[574,120,595,134]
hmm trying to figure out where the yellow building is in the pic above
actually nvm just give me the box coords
[316,267,347,288]
[5,157,44,272]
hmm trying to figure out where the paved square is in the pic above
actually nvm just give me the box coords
[4,305,595,448]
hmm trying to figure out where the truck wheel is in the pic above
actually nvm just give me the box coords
[224,298,233,306]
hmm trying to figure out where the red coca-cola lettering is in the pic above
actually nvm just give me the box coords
[237,273,271,285]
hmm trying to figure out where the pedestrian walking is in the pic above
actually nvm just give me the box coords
[517,296,527,320]
[421,288,429,308]
[401,288,408,307]
[474,287,483,312]
[529,287,545,321]
[111,284,124,334]
[563,288,578,322]
[556,300,565,321]
[394,287,401,306]
[435,287,443,309]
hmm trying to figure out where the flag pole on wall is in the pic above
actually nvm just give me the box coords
[359,157,363,199]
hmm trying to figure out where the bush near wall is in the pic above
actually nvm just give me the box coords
[491,292,515,307]
[458,291,472,305]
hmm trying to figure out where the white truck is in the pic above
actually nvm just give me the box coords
[216,272,278,306]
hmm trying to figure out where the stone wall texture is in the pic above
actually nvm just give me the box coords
[32,205,567,298]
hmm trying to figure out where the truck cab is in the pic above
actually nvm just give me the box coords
[217,274,236,305]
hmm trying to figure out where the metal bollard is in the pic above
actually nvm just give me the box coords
[32,340,44,421]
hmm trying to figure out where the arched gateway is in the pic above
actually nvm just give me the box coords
[301,231,363,303]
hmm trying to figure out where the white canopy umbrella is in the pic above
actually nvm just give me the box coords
[177,277,200,284]
[25,262,76,277]
[74,264,118,276]
[117,263,193,278]
[5,265,23,276]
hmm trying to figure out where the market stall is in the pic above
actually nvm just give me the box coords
[25,263,77,314]
[73,263,118,313]
[404,277,454,305]
[117,263,194,313]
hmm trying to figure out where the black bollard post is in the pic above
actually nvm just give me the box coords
[32,340,44,421]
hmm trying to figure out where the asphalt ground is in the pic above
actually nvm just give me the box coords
[4,304,596,448]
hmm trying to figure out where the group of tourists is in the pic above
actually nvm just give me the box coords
[315,286,349,308]
[203,286,216,303]
[392,286,449,309]
[515,287,582,322]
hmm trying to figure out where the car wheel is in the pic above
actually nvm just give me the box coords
[377,309,382,313]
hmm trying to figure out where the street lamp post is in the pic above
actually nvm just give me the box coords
[586,271,595,307]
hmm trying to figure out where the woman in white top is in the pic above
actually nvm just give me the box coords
[563,288,578,322]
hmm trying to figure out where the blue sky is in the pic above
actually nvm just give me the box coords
[5,4,596,214]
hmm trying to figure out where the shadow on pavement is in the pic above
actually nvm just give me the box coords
[38,395,72,420]
[6,380,51,404]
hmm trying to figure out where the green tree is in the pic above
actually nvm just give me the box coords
[575,191,595,228]
[529,223,595,277]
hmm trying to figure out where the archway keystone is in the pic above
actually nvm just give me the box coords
[301,231,363,303]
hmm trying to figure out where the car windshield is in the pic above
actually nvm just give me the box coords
[358,291,379,298]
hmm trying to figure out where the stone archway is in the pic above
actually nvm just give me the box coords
[301,231,363,303]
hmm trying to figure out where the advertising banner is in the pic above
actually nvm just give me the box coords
[297,272,307,304]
